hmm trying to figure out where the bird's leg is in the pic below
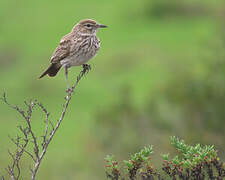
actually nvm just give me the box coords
[64,66,70,91]
[82,64,91,74]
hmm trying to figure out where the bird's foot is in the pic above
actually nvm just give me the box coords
[66,87,72,93]
[82,64,91,75]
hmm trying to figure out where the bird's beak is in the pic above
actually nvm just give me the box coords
[98,24,107,28]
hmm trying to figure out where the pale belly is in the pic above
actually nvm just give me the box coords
[69,52,96,66]
[61,37,100,67]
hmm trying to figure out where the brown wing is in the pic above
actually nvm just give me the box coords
[50,36,71,64]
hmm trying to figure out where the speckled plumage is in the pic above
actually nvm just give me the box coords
[39,19,106,79]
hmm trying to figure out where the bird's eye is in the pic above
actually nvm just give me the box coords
[86,24,91,27]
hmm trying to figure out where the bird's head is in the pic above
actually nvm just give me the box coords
[73,19,107,36]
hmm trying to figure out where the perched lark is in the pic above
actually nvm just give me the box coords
[39,19,107,87]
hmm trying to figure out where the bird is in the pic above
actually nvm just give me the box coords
[39,19,107,88]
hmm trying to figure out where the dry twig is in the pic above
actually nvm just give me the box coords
[1,67,89,180]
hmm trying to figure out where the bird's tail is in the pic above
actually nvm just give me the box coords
[39,63,62,79]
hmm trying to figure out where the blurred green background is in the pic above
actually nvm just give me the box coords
[0,0,225,179]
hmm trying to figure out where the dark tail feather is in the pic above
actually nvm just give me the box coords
[39,63,61,79]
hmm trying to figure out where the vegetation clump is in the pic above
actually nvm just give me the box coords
[105,137,225,180]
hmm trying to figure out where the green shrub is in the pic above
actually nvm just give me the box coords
[105,137,225,180]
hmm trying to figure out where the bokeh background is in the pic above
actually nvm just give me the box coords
[0,0,225,179]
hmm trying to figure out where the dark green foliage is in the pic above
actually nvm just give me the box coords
[123,146,153,180]
[105,155,121,180]
[145,0,217,19]
[105,137,225,180]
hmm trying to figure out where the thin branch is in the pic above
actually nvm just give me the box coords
[0,93,27,119]
[31,67,89,180]
[1,66,89,180]
[6,150,16,180]
[36,102,50,150]
[26,118,39,160]
[9,135,35,162]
